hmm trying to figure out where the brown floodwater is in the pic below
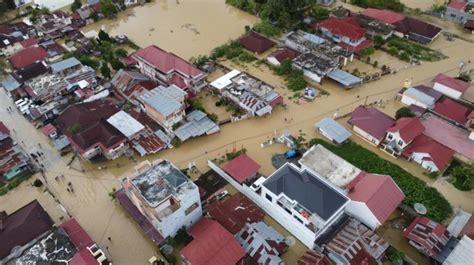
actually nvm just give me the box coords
[82,0,259,60]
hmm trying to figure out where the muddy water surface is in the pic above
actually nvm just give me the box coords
[83,0,259,60]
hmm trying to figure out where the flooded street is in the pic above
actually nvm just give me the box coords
[83,0,259,60]
[1,1,474,263]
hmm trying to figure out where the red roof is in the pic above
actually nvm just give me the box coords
[402,135,454,171]
[9,46,48,69]
[132,45,203,77]
[361,8,406,24]
[465,20,474,30]
[268,47,300,63]
[297,250,332,265]
[433,98,472,124]
[0,122,10,136]
[349,106,395,142]
[348,172,404,224]
[40,123,57,136]
[239,31,276,54]
[433,73,470,94]
[448,0,467,10]
[315,17,367,40]
[181,219,246,265]
[19,37,40,48]
[337,39,373,53]
[223,154,261,183]
[61,218,94,250]
[387,117,424,143]
[403,217,451,257]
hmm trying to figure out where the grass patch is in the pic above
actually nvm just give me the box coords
[444,160,474,191]
[272,60,307,91]
[385,38,446,62]
[308,139,452,222]
[0,169,34,196]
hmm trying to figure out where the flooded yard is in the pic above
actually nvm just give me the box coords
[82,0,259,60]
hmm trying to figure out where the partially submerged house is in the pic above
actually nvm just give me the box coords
[8,46,48,70]
[432,73,471,100]
[402,134,454,173]
[382,117,425,156]
[314,117,352,145]
[0,122,31,181]
[399,85,444,109]
[239,31,276,54]
[404,217,452,260]
[445,0,474,24]
[267,47,300,66]
[173,110,220,142]
[348,106,395,145]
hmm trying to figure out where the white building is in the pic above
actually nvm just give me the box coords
[121,160,202,238]
[432,73,470,100]
[107,110,145,140]
[209,160,349,249]
[401,87,436,109]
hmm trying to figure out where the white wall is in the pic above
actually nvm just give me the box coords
[345,201,379,230]
[267,57,281,66]
[410,152,439,172]
[433,83,462,99]
[353,126,381,145]
[401,94,430,109]
[302,69,322,83]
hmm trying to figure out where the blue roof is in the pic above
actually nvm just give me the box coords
[327,69,362,88]
[404,87,435,106]
[50,57,81,73]
[174,110,219,141]
[139,86,185,117]
[315,117,352,144]
[1,75,21,92]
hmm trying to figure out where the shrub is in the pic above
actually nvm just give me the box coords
[395,107,415,119]
[33,179,43,187]
[307,139,452,222]
[360,47,375,57]
[286,71,307,91]
[252,20,281,37]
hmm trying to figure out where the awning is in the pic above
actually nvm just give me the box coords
[327,69,362,88]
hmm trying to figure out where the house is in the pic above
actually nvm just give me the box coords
[465,19,474,33]
[404,217,451,258]
[50,57,82,77]
[325,218,389,264]
[130,45,207,95]
[443,235,474,265]
[180,219,246,265]
[445,0,474,24]
[345,172,405,230]
[0,23,36,57]
[8,46,48,69]
[173,110,220,142]
[111,69,157,104]
[55,100,128,160]
[239,31,276,54]
[106,110,145,140]
[138,85,187,132]
[0,122,30,181]
[313,17,372,53]
[402,135,454,172]
[297,250,332,265]
[1,75,21,96]
[447,208,474,239]
[120,160,202,239]
[314,117,352,145]
[223,154,260,184]
[13,61,49,83]
[267,47,300,66]
[421,114,474,162]
[292,52,338,83]
[235,221,288,265]
[401,87,437,109]
[207,193,265,234]
[432,73,471,100]
[361,8,406,24]
[382,117,425,156]
[0,200,54,260]
[433,98,472,124]
[356,14,395,40]
[348,106,395,145]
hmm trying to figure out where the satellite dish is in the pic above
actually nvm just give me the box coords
[414,203,427,215]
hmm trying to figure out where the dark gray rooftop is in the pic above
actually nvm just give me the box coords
[263,164,348,220]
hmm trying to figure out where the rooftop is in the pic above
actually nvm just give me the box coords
[314,17,367,40]
[210,69,241,90]
[181,218,246,265]
[393,17,442,40]
[403,216,451,257]
[268,47,300,63]
[223,154,261,184]
[107,110,145,139]
[433,98,472,124]
[447,208,472,238]
[315,117,352,144]
[174,110,220,141]
[348,106,395,141]
[239,31,276,54]
[130,160,191,207]
[402,134,454,171]
[263,163,349,221]
[292,52,338,77]
[444,236,473,265]
[387,117,425,143]
[9,46,48,69]
[299,144,361,189]
[50,57,81,73]
[361,8,406,24]
[207,193,265,234]
[282,30,352,59]
[139,85,185,117]
[404,87,436,106]
[433,73,470,94]
[296,250,332,265]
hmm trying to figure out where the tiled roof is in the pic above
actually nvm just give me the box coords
[433,73,470,93]
[394,17,442,40]
[433,98,472,124]
[268,47,300,63]
[315,17,367,40]
[448,0,467,10]
[132,45,203,77]
[403,217,451,257]
[71,120,126,151]
[296,250,332,265]
[361,8,406,24]
[239,31,276,54]
[9,46,48,69]
[387,117,424,143]
[349,106,395,142]
[402,135,454,171]
[348,172,404,224]
[19,37,40,48]
[61,218,94,250]
[223,154,260,183]
[181,219,246,265]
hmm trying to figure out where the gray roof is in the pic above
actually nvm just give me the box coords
[53,135,70,150]
[404,87,436,106]
[263,163,348,220]
[327,69,362,88]
[315,117,352,144]
[50,57,81,73]
[447,209,472,237]
[174,110,219,141]
[1,75,21,92]
[139,86,185,117]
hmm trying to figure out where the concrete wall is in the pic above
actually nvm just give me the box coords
[433,83,462,99]
[410,152,439,172]
[401,94,431,109]
[345,201,379,230]
[353,126,381,146]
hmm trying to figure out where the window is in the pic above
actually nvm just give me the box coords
[398,140,403,146]
[265,194,272,202]
[387,134,393,140]
[294,215,303,224]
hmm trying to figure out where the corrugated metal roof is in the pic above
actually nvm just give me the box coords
[210,70,241,90]
[1,75,21,92]
[447,209,472,237]
[107,110,145,139]
[404,87,435,106]
[315,117,352,144]
[50,57,81,73]
[444,236,474,265]
[327,69,362,88]
[139,86,184,117]
[174,110,219,141]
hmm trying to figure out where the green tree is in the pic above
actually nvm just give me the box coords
[71,0,82,11]
[451,164,474,191]
[100,0,117,17]
[374,36,385,49]
[98,30,111,42]
[360,47,375,58]
[110,59,125,70]
[309,5,330,21]
[100,63,111,78]
[274,59,293,76]
[395,107,415,119]
[115,48,128,58]
[286,71,307,91]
